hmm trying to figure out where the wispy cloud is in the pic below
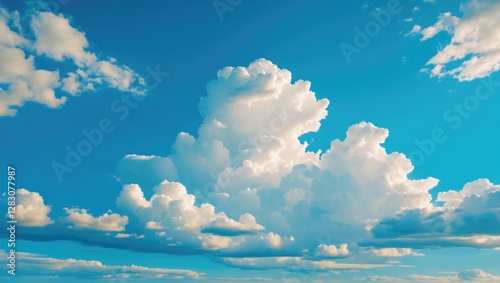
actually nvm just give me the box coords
[0,250,202,280]
[415,0,500,81]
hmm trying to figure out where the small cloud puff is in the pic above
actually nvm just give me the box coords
[63,207,128,232]
[14,188,54,227]
[315,244,349,258]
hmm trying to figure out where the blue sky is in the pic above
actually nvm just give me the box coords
[1,0,500,282]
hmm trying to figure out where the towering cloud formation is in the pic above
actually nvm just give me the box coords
[5,59,499,273]
[113,58,499,263]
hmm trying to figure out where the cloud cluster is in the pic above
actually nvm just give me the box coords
[315,244,349,258]
[116,181,267,250]
[63,207,129,232]
[369,179,500,249]
[415,0,500,81]
[0,250,202,280]
[0,8,144,116]
[6,59,500,274]
[361,269,500,282]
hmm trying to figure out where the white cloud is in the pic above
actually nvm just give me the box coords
[89,60,139,92]
[167,58,329,195]
[0,47,32,81]
[0,250,202,279]
[32,12,95,64]
[360,269,500,282]
[262,232,282,249]
[408,24,422,34]
[458,269,497,281]
[115,233,144,239]
[115,233,131,238]
[437,178,499,210]
[0,45,65,116]
[221,256,388,271]
[14,188,54,227]
[371,248,423,257]
[315,244,349,257]
[199,234,234,250]
[418,0,500,81]
[105,59,497,262]
[369,179,500,248]
[101,60,445,267]
[145,221,164,229]
[205,213,265,235]
[116,181,264,233]
[0,9,26,47]
[420,12,459,41]
[63,207,128,231]
[31,12,144,94]
[0,9,145,116]
[10,58,500,273]
[115,181,267,251]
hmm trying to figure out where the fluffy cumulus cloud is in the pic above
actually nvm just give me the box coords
[31,12,95,64]
[0,8,144,116]
[8,59,500,275]
[368,179,500,249]
[314,244,349,258]
[416,0,500,81]
[116,181,266,239]
[14,188,54,227]
[108,59,500,269]
[371,248,423,257]
[63,207,129,231]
